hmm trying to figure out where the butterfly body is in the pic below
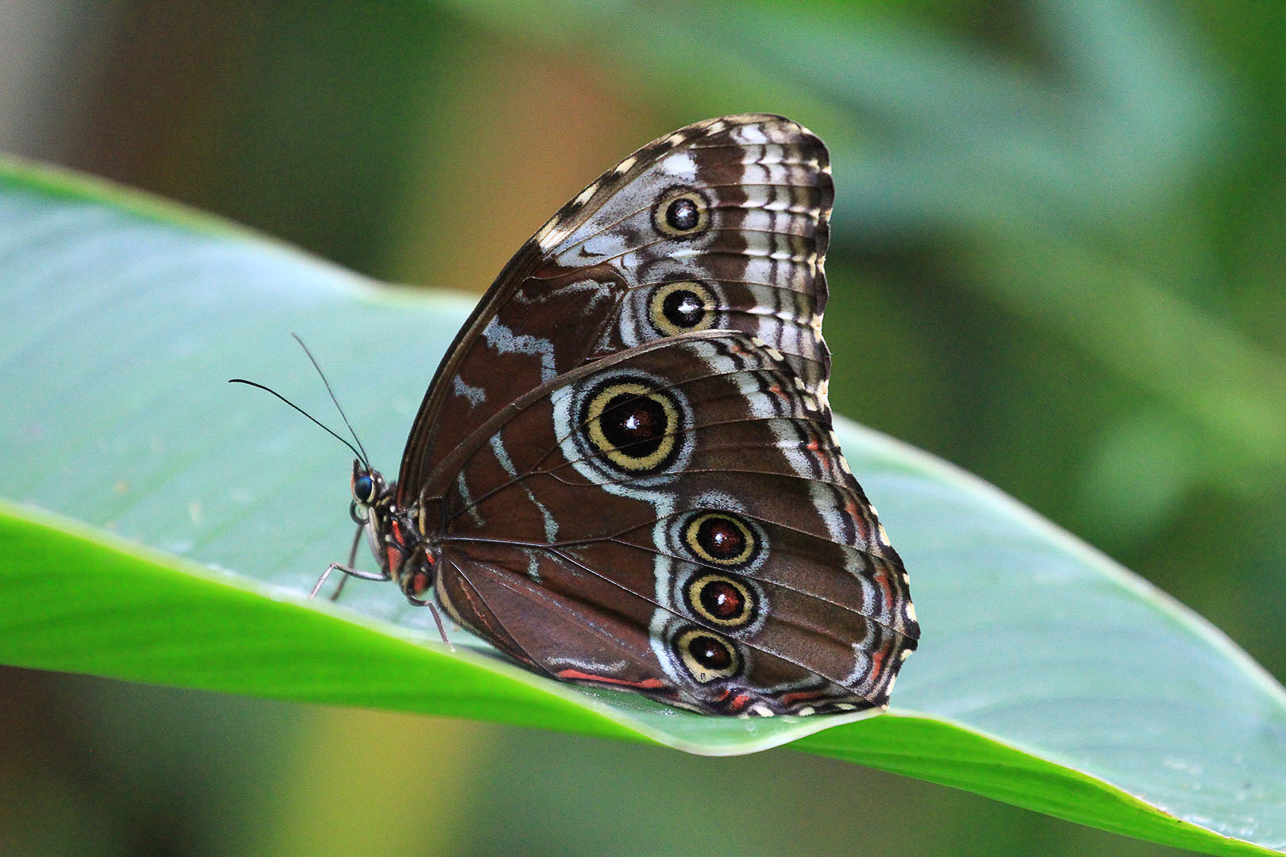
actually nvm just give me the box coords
[338,115,918,716]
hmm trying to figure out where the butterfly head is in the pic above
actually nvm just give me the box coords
[349,459,439,604]
[348,458,390,520]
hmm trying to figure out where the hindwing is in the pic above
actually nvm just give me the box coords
[425,331,918,715]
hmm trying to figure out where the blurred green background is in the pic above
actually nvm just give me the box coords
[1,1,1282,855]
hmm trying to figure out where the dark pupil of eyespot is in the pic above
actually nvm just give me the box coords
[700,581,744,620]
[688,635,732,670]
[601,393,666,454]
[666,197,700,231]
[698,517,745,559]
[661,289,704,328]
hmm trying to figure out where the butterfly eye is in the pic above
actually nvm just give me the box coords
[652,187,711,238]
[582,379,683,474]
[685,574,758,629]
[683,512,760,569]
[353,473,376,505]
[649,280,717,336]
[673,628,742,683]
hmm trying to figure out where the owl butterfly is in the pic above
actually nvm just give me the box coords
[326,114,918,716]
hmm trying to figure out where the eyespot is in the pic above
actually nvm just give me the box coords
[652,187,711,238]
[673,627,742,683]
[648,280,717,336]
[685,573,758,628]
[683,512,760,569]
[580,378,683,474]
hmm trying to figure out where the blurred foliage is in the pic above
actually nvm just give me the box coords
[0,1,1282,855]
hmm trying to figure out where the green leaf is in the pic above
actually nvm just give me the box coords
[1,157,1283,856]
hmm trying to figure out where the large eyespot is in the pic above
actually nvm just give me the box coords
[653,187,712,238]
[581,378,683,474]
[683,512,761,569]
[673,627,742,683]
[684,573,758,628]
[648,280,717,336]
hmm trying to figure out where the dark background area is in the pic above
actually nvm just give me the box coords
[1,2,1282,854]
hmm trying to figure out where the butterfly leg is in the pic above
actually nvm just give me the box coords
[311,562,392,597]
[326,526,364,601]
[310,524,391,599]
[324,527,357,600]
[406,592,455,651]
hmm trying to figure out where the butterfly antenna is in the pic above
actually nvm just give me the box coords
[289,333,372,469]
[228,378,366,466]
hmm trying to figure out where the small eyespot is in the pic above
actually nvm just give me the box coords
[648,280,717,336]
[685,573,758,628]
[580,379,683,474]
[683,512,761,569]
[653,187,711,238]
[674,627,741,683]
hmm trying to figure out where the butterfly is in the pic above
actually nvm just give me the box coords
[321,114,918,716]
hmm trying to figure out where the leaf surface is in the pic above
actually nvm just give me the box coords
[1,158,1282,856]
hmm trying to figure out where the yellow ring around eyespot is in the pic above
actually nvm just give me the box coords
[684,513,756,566]
[653,189,711,238]
[585,382,678,471]
[687,573,756,628]
[648,280,717,336]
[674,628,741,683]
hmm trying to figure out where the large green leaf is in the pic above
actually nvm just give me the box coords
[1,158,1282,856]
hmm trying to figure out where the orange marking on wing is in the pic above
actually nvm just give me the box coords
[873,568,893,605]
[779,689,828,706]
[555,669,665,690]
[844,495,870,540]
[869,644,888,680]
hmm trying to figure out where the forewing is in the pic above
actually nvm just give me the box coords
[401,114,834,502]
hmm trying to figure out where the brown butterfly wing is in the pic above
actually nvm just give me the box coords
[399,114,834,504]
[425,331,917,715]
